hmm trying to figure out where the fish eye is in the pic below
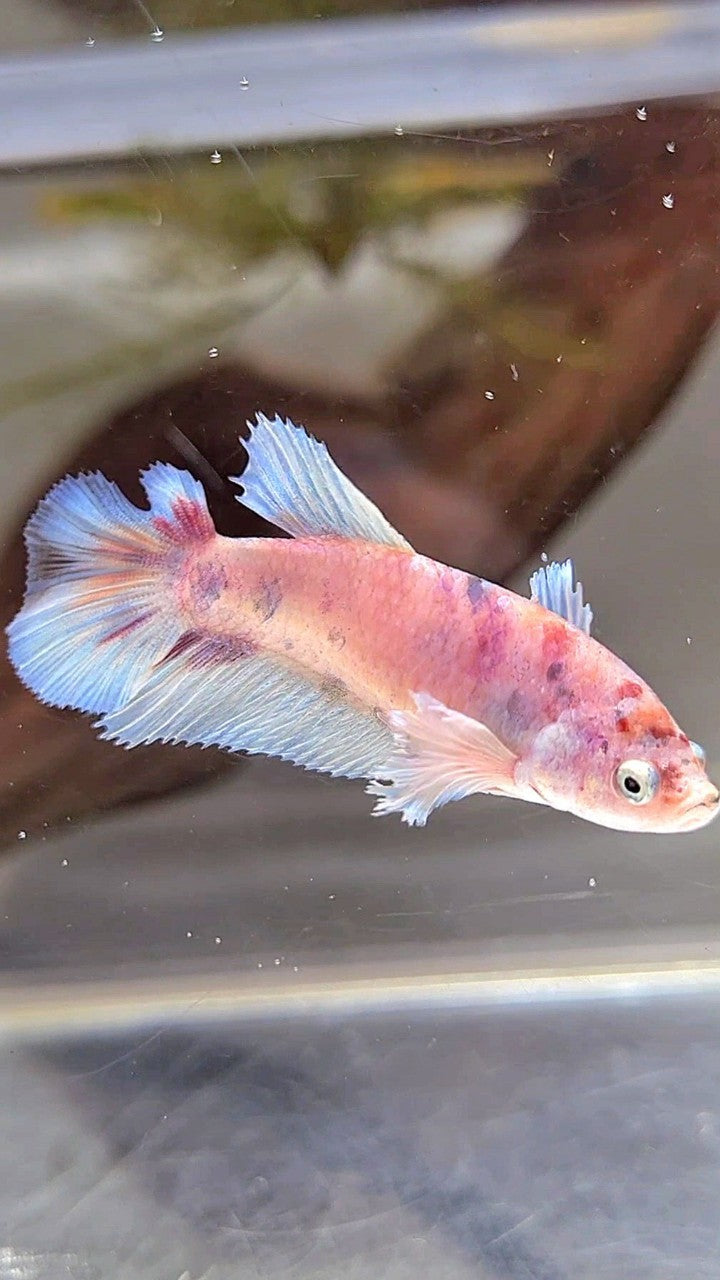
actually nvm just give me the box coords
[690,740,706,764]
[614,760,660,805]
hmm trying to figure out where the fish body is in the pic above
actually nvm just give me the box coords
[7,413,718,833]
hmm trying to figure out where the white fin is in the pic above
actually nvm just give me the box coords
[366,693,519,827]
[97,637,394,781]
[7,464,214,716]
[528,559,593,635]
[231,412,412,549]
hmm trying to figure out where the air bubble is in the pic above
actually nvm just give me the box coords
[150,27,164,41]
[85,36,96,46]
[662,193,674,209]
[240,76,250,89]
[210,150,222,164]
[636,105,647,121]
[588,876,597,888]
[17,830,26,840]
[394,125,404,136]
[208,347,219,358]
[666,140,676,153]
[484,390,495,401]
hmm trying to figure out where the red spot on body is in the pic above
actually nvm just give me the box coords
[541,620,571,666]
[618,680,643,701]
[661,761,683,794]
[647,722,674,742]
[153,497,214,545]
[616,716,630,733]
[100,612,152,645]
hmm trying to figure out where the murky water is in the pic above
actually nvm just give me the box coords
[1,2,720,1276]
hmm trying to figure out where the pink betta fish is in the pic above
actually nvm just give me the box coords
[7,413,718,833]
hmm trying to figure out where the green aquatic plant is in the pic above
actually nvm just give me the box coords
[43,141,551,273]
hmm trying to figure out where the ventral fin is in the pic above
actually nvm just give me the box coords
[366,693,520,827]
[97,634,394,781]
[231,412,413,550]
[529,559,593,635]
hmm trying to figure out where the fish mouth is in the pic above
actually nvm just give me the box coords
[676,787,720,831]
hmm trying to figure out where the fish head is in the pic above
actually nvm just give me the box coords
[520,690,719,834]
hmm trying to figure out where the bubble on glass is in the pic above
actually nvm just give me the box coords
[635,105,648,121]
[484,390,495,400]
[394,125,404,136]
[510,363,519,381]
[540,551,548,563]
[208,347,219,359]
[150,26,164,42]
[240,76,250,90]
[214,936,222,945]
[588,876,597,888]
[85,36,96,47]
[666,140,676,153]
[662,193,675,209]
[210,150,222,164]
[17,830,26,840]
[61,859,69,867]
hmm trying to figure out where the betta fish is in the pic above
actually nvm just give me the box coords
[7,412,718,833]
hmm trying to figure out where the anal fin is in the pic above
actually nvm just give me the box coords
[97,633,394,781]
[367,693,520,826]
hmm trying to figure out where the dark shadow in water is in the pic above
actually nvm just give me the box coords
[41,1024,569,1280]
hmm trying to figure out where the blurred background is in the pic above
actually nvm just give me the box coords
[1,1,720,1277]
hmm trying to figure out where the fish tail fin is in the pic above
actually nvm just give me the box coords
[7,463,216,716]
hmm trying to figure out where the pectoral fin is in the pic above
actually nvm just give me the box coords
[367,693,520,826]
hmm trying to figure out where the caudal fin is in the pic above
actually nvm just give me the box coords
[7,463,215,716]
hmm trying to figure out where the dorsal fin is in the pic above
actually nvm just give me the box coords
[529,559,593,635]
[230,413,412,550]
